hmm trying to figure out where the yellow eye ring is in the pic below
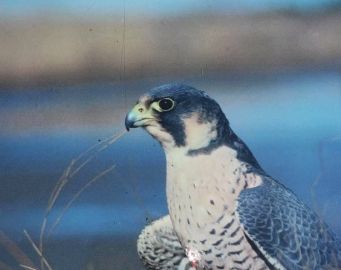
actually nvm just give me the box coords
[158,98,175,112]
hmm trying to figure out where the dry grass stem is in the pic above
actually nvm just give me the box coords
[20,265,38,270]
[36,130,126,269]
[0,231,36,269]
[47,164,117,237]
[0,130,125,270]
[23,231,52,270]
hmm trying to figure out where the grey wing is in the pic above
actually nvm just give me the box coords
[137,215,195,270]
[237,178,341,270]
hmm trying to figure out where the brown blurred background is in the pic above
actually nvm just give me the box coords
[1,1,341,270]
[1,3,341,89]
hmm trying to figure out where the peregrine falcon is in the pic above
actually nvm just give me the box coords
[125,84,341,270]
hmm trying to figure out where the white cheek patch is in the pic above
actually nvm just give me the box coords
[183,114,217,151]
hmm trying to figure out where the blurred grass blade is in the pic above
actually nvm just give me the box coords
[0,231,36,269]
[20,265,38,270]
[37,130,126,269]
[0,259,14,270]
[47,164,117,237]
[23,231,52,270]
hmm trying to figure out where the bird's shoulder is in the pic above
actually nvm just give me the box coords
[236,176,341,269]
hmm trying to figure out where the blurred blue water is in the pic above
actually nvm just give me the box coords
[0,71,340,268]
[1,0,339,16]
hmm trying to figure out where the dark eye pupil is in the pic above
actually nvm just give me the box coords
[159,99,173,111]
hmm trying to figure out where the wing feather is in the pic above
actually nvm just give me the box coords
[237,178,341,270]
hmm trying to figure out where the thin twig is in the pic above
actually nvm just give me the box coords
[46,134,113,214]
[47,160,75,212]
[47,131,124,214]
[20,265,38,270]
[41,133,124,228]
[47,164,117,237]
[23,231,52,270]
[38,130,126,269]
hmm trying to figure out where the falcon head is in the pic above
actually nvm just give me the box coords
[125,84,230,154]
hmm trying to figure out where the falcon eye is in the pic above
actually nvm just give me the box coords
[158,98,175,112]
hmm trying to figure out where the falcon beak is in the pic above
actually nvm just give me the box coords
[125,103,155,131]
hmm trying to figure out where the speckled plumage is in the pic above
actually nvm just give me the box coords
[125,84,341,270]
[237,177,341,269]
[138,216,195,270]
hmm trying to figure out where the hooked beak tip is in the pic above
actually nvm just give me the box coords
[125,114,133,131]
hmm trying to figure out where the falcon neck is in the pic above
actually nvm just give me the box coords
[164,127,262,172]
[165,145,263,222]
